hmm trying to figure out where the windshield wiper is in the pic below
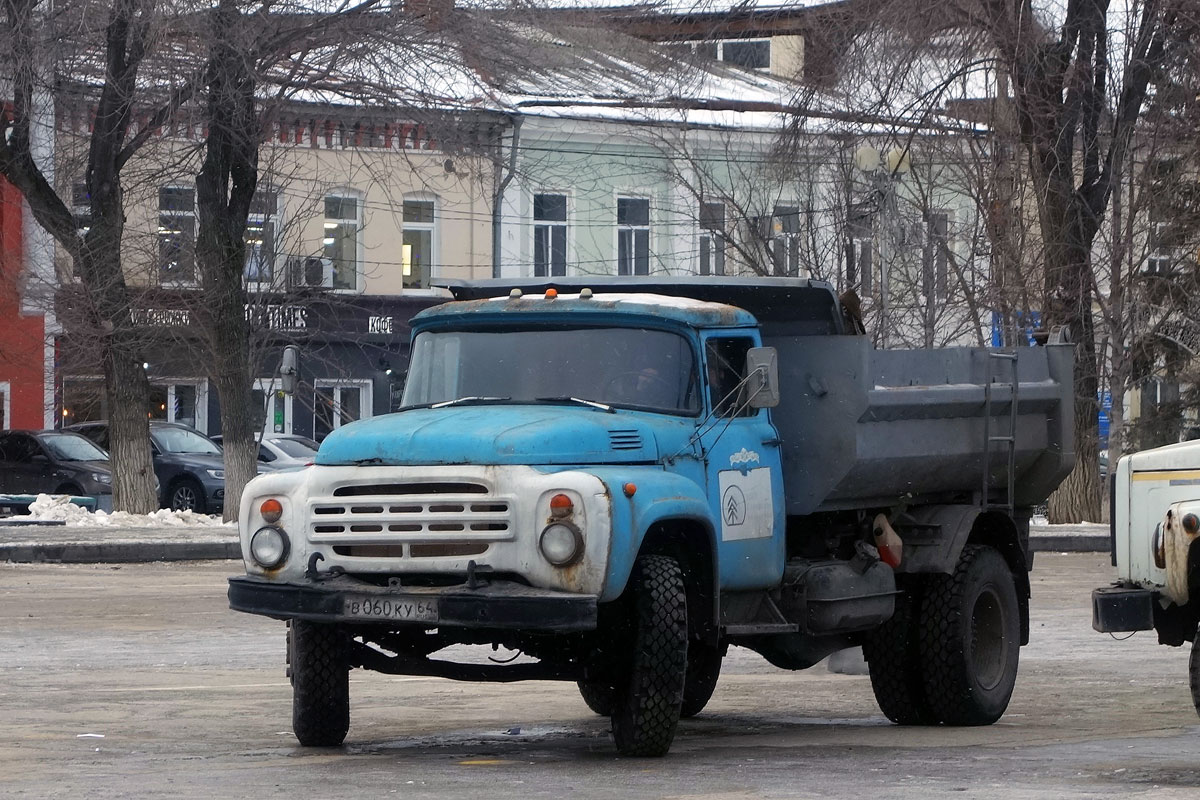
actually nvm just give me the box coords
[430,396,512,409]
[535,396,615,413]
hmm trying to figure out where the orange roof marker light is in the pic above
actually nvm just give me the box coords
[545,288,558,299]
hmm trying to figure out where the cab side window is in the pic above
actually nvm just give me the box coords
[705,337,755,418]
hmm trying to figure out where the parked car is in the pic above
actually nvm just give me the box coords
[0,430,114,509]
[68,421,229,513]
[213,432,318,471]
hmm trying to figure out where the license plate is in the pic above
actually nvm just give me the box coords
[343,594,438,623]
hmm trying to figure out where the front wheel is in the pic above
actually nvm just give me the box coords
[610,555,688,757]
[680,640,724,718]
[290,620,350,746]
[919,545,1020,725]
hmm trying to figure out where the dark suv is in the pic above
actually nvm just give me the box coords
[69,421,228,513]
[0,430,114,509]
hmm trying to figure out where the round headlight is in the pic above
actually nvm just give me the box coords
[539,522,583,567]
[250,526,290,568]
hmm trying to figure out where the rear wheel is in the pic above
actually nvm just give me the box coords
[577,679,614,716]
[290,620,350,747]
[610,555,688,757]
[863,580,936,725]
[919,545,1020,725]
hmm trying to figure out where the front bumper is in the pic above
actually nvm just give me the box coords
[1092,585,1156,632]
[228,574,598,631]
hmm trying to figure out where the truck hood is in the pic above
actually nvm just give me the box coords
[315,405,676,466]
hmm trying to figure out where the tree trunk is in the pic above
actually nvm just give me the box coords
[103,329,158,514]
[194,0,260,522]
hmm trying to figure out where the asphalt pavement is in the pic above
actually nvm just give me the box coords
[0,518,1108,563]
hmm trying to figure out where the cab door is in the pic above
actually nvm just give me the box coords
[697,332,786,590]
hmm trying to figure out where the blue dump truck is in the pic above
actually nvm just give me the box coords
[229,277,1075,756]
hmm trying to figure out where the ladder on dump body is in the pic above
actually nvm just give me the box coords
[982,351,1018,514]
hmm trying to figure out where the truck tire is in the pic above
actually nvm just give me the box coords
[1190,637,1200,718]
[862,581,936,725]
[611,554,688,757]
[577,679,614,716]
[919,545,1020,726]
[680,641,723,718]
[290,620,350,747]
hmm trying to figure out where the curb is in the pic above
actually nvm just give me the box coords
[0,540,239,564]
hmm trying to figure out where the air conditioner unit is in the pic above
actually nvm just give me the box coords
[286,255,334,289]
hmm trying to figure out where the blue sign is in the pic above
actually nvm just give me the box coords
[990,310,1043,347]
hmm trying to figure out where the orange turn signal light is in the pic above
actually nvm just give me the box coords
[623,483,637,497]
[550,493,573,517]
[260,498,283,523]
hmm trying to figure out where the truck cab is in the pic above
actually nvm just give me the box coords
[230,277,1074,756]
[1093,439,1200,711]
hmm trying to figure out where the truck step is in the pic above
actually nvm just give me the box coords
[722,622,799,636]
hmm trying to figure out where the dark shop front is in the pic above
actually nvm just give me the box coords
[56,293,442,440]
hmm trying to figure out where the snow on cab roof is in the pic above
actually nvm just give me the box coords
[415,289,758,327]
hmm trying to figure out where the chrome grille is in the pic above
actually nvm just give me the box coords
[309,481,512,559]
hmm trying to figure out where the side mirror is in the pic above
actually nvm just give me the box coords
[746,347,780,408]
[280,345,300,395]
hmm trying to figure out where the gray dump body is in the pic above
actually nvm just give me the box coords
[766,332,1075,515]
[442,277,1076,516]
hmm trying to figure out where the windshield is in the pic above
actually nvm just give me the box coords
[270,437,319,458]
[402,327,700,414]
[152,427,222,455]
[39,433,109,462]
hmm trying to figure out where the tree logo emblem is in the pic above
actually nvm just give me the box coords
[722,484,746,526]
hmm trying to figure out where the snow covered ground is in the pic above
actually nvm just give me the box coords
[23,494,233,528]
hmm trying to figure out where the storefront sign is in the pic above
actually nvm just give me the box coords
[368,315,394,334]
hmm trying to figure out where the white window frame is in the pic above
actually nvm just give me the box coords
[158,184,197,286]
[770,203,804,278]
[616,195,652,276]
[149,379,209,433]
[717,39,772,71]
[323,190,364,293]
[0,381,10,431]
[401,191,438,293]
[313,379,373,438]
[244,188,282,290]
[698,200,726,276]
[1145,220,1174,276]
[533,190,570,278]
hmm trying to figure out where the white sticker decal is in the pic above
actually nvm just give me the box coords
[719,467,773,541]
[729,448,760,466]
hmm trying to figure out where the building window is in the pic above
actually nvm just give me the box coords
[244,189,279,284]
[61,377,106,427]
[533,193,568,277]
[159,186,196,284]
[314,381,372,441]
[324,194,361,291]
[617,197,650,276]
[924,211,950,300]
[721,40,771,70]
[699,201,725,276]
[846,201,875,292]
[148,381,206,432]
[770,204,802,277]
[402,197,435,289]
[0,381,9,430]
[71,183,91,238]
[1146,221,1175,275]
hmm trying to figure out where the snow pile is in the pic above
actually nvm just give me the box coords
[25,494,232,527]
